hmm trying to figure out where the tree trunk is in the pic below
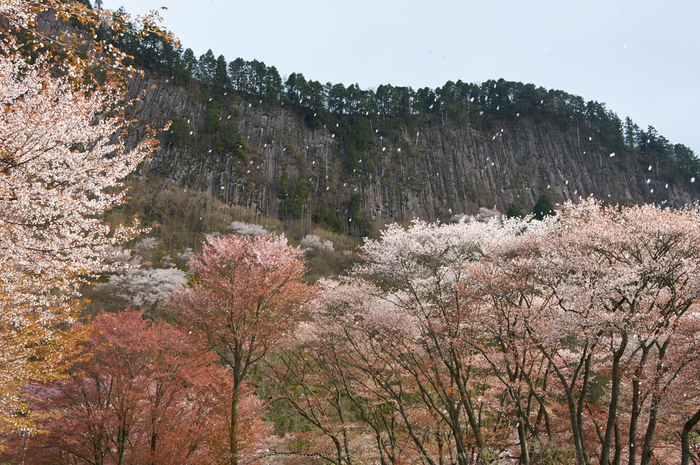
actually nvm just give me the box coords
[600,334,627,465]
[117,424,127,465]
[149,387,162,465]
[681,408,700,465]
[149,430,159,465]
[93,435,104,465]
[230,383,241,465]
[517,420,531,465]
[641,342,668,465]
[640,395,660,465]
[628,345,650,465]
[613,423,621,465]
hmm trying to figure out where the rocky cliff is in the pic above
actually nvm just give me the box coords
[130,75,699,230]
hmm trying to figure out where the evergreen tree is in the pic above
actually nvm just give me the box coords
[532,194,555,220]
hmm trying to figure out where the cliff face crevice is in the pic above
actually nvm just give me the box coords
[131,76,699,225]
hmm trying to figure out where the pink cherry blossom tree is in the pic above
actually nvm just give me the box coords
[171,234,316,465]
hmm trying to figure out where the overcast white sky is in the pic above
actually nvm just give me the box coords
[103,0,699,154]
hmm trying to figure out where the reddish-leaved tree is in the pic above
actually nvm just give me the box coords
[0,311,245,465]
[172,234,315,465]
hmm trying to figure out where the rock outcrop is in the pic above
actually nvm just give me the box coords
[131,75,699,227]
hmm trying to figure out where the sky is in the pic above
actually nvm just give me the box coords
[103,0,699,154]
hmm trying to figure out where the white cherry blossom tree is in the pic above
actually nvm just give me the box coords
[0,4,158,430]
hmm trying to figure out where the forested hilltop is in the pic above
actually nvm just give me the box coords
[99,11,700,237]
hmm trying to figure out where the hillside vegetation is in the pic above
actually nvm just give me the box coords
[4,4,700,464]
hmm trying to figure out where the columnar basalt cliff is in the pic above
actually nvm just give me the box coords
[131,75,699,230]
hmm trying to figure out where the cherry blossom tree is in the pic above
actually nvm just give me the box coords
[0,3,159,431]
[457,255,557,465]
[266,279,427,465]
[346,218,527,464]
[293,201,700,464]
[519,199,700,465]
[171,234,315,465]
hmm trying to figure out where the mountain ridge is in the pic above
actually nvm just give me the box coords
[127,70,700,235]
